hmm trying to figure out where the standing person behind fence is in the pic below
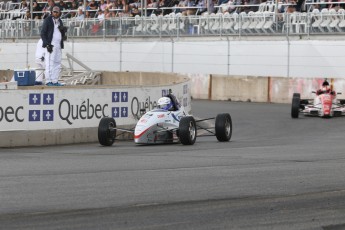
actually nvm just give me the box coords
[41,6,66,86]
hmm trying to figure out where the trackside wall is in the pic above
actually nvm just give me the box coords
[0,72,191,147]
[189,74,345,103]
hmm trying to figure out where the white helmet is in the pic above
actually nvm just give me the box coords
[157,97,173,110]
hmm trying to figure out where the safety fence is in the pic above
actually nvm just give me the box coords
[1,9,345,39]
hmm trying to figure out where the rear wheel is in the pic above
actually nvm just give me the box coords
[291,93,300,118]
[179,116,197,145]
[215,113,232,142]
[98,117,116,146]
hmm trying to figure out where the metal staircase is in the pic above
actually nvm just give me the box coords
[60,53,101,85]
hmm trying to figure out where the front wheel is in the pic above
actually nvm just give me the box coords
[215,113,232,142]
[291,93,300,118]
[179,116,197,145]
[98,117,116,146]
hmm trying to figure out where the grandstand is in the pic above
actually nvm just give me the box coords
[1,0,345,83]
[1,0,345,38]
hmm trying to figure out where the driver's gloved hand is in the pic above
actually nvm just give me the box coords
[46,44,53,53]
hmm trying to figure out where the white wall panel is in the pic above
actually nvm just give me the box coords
[1,39,345,78]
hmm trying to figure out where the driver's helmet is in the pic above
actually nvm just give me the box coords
[157,97,173,110]
[322,80,330,91]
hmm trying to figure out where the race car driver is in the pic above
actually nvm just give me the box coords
[316,80,335,96]
[157,97,174,111]
[314,80,337,106]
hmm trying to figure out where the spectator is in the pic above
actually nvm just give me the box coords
[69,1,79,18]
[104,8,112,18]
[32,1,42,19]
[76,7,85,21]
[97,9,105,22]
[118,0,130,17]
[106,0,113,8]
[181,0,197,16]
[286,5,296,13]
[146,0,158,15]
[88,0,99,17]
[58,0,68,11]
[20,0,29,12]
[40,6,66,86]
[100,0,108,11]
[85,10,92,18]
[42,0,56,19]
[220,0,236,13]
[24,10,31,20]
[178,0,188,14]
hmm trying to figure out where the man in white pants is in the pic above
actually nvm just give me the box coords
[40,6,66,86]
[35,39,45,85]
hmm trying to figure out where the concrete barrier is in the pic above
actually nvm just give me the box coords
[0,71,191,147]
[187,74,345,103]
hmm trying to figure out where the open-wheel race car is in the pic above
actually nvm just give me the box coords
[98,94,232,146]
[291,81,345,118]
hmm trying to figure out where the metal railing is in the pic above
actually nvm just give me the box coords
[1,10,345,40]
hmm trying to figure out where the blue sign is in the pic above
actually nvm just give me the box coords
[29,110,41,121]
[29,94,41,105]
[43,110,54,121]
[112,92,120,102]
[121,107,128,117]
[112,107,120,118]
[43,94,54,105]
[121,92,128,102]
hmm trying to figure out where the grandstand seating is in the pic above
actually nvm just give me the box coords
[1,1,345,38]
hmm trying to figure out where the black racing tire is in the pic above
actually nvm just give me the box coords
[291,93,300,118]
[179,116,197,145]
[98,117,116,146]
[215,113,232,142]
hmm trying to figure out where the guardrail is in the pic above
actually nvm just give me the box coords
[1,10,345,39]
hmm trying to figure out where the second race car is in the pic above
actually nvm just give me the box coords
[291,80,345,118]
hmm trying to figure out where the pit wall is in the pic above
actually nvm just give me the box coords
[0,72,191,147]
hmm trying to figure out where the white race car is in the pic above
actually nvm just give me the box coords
[98,95,232,146]
[291,91,345,118]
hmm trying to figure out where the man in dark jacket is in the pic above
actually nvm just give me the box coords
[41,6,66,86]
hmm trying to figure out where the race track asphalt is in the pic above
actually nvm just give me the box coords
[1,99,345,230]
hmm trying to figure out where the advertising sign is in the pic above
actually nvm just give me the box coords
[0,82,191,131]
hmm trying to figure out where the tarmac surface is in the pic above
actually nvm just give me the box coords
[1,99,345,230]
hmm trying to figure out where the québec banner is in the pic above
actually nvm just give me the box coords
[0,82,191,131]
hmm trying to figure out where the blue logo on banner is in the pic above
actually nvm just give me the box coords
[112,92,120,102]
[43,110,54,121]
[29,110,40,121]
[43,94,54,105]
[121,107,128,117]
[29,94,41,105]
[121,92,128,102]
[112,107,120,117]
